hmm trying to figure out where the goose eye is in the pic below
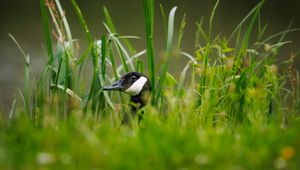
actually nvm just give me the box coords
[131,75,137,82]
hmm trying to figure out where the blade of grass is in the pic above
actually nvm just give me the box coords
[278,20,293,43]
[9,34,32,116]
[195,19,208,50]
[108,42,119,79]
[159,4,167,40]
[47,1,63,41]
[180,51,197,64]
[103,6,136,54]
[103,7,117,33]
[104,23,133,72]
[177,13,186,48]
[230,4,263,122]
[55,0,74,54]
[166,7,177,53]
[155,6,177,105]
[136,59,144,73]
[209,0,219,41]
[76,45,93,65]
[228,0,265,42]
[17,88,26,111]
[71,0,92,43]
[257,10,268,41]
[143,0,156,104]
[197,0,220,107]
[38,0,57,110]
[51,84,82,102]
[259,28,300,47]
[98,76,115,110]
[233,2,262,75]
[71,0,104,115]
[176,62,190,97]
[101,35,107,79]
[116,50,146,74]
[40,0,54,72]
[9,99,17,119]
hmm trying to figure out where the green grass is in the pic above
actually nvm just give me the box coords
[1,0,300,169]
[1,113,300,169]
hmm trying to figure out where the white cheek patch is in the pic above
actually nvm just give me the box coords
[125,76,147,95]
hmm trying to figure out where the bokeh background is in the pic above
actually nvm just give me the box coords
[0,0,299,112]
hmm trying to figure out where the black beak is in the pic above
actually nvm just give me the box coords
[103,80,123,91]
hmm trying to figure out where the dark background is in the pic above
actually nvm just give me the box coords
[0,0,299,111]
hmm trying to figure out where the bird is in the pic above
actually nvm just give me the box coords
[103,72,151,124]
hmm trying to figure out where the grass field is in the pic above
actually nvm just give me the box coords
[0,0,299,169]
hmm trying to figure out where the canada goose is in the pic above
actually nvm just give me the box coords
[103,72,151,123]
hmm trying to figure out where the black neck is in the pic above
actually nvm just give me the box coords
[128,90,150,122]
[130,92,147,111]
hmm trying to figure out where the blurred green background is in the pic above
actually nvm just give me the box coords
[0,0,299,111]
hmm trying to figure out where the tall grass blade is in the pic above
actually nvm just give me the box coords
[195,19,208,49]
[159,4,167,40]
[104,23,133,72]
[177,13,186,48]
[47,3,63,41]
[229,1,265,41]
[103,7,117,33]
[209,0,219,40]
[232,6,262,122]
[55,0,74,54]
[259,28,300,46]
[108,42,119,79]
[17,88,26,111]
[71,0,105,116]
[71,0,92,43]
[98,75,115,110]
[9,34,32,117]
[116,50,146,75]
[101,35,107,79]
[155,7,177,105]
[51,84,82,102]
[136,59,144,73]
[234,2,262,73]
[39,0,54,71]
[143,0,156,104]
[103,7,136,54]
[166,7,177,53]
[176,63,190,97]
[9,99,17,119]
[196,0,220,107]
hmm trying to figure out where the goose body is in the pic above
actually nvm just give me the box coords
[103,72,151,123]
